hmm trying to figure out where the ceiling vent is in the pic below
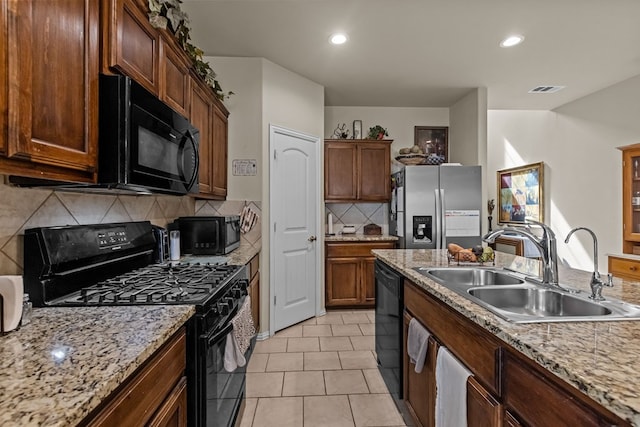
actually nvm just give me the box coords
[528,86,566,94]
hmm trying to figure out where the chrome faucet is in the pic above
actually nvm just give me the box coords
[482,219,559,287]
[564,227,613,301]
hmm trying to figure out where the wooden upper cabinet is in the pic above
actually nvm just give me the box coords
[159,35,191,117]
[325,143,357,200]
[102,0,159,95]
[359,143,391,200]
[324,139,391,202]
[3,0,98,177]
[190,80,213,195]
[1,0,7,156]
[190,77,229,199]
[211,104,228,198]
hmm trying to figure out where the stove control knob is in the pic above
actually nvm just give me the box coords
[217,302,230,315]
[231,288,242,299]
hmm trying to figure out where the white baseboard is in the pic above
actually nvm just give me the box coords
[256,331,270,341]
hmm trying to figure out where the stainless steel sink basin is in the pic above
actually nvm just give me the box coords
[423,268,524,286]
[412,266,640,323]
[468,287,612,317]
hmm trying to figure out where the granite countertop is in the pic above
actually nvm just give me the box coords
[608,252,640,262]
[373,249,640,426]
[325,234,399,242]
[180,242,260,266]
[0,305,195,427]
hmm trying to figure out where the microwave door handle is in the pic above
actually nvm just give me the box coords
[178,131,199,191]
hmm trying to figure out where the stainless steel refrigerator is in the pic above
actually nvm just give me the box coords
[390,165,482,249]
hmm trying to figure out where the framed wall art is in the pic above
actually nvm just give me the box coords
[414,126,448,164]
[497,162,544,224]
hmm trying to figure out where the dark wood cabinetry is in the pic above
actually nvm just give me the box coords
[83,327,187,427]
[404,281,500,427]
[1,0,98,182]
[248,253,260,333]
[324,140,391,202]
[610,144,640,278]
[325,241,395,308]
[2,0,229,193]
[102,0,158,93]
[190,76,229,199]
[159,35,191,117]
[403,278,629,427]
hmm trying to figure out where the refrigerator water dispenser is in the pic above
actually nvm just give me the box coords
[412,216,432,243]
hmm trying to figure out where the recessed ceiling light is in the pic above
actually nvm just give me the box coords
[329,33,348,45]
[500,35,524,48]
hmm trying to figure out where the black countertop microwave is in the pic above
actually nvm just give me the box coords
[173,216,241,255]
[10,74,200,195]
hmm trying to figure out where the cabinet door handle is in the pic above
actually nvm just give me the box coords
[630,266,637,271]
[308,235,317,242]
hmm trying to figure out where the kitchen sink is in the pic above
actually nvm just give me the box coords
[421,268,524,287]
[412,266,640,323]
[468,287,612,317]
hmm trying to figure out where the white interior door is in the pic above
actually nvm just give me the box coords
[270,125,319,333]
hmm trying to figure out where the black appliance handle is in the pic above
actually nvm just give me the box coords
[48,250,154,277]
[205,322,234,347]
[178,129,199,192]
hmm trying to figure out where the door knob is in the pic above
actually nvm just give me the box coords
[308,235,317,242]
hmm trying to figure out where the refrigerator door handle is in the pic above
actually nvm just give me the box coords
[435,188,442,249]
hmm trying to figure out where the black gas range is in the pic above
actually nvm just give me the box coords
[23,221,251,427]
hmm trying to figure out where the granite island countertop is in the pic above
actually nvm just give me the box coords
[325,234,399,242]
[0,305,194,427]
[373,249,640,426]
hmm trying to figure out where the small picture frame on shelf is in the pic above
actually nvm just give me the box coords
[414,126,448,164]
[352,120,362,139]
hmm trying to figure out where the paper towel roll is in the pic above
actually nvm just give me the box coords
[0,276,23,332]
[327,213,333,235]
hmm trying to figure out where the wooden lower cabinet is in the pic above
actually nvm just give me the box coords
[402,278,630,427]
[248,253,260,333]
[608,255,640,281]
[147,376,187,427]
[325,241,395,308]
[403,312,437,427]
[82,327,187,427]
[467,376,502,427]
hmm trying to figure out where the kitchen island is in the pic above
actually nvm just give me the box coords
[373,248,640,426]
[0,305,194,427]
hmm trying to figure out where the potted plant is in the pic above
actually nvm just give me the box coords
[368,125,388,140]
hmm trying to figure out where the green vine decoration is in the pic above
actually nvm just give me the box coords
[148,0,234,101]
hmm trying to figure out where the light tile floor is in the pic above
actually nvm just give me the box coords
[240,309,407,427]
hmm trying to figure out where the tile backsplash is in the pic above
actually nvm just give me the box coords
[325,203,389,235]
[0,179,195,275]
[194,200,262,249]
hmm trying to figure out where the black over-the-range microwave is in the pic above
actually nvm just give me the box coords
[10,74,200,195]
[97,74,200,195]
[173,216,241,255]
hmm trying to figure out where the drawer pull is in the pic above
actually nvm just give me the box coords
[630,266,637,271]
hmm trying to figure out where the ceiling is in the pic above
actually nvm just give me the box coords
[182,0,640,110]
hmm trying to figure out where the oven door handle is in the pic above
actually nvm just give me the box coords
[204,322,234,347]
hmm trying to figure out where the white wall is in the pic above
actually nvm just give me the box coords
[324,106,449,159]
[203,57,263,201]
[449,88,488,166]
[450,88,489,232]
[488,74,640,273]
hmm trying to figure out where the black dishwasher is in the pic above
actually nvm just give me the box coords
[375,259,403,401]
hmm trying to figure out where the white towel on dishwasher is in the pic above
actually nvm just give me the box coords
[407,318,430,373]
[435,347,472,427]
